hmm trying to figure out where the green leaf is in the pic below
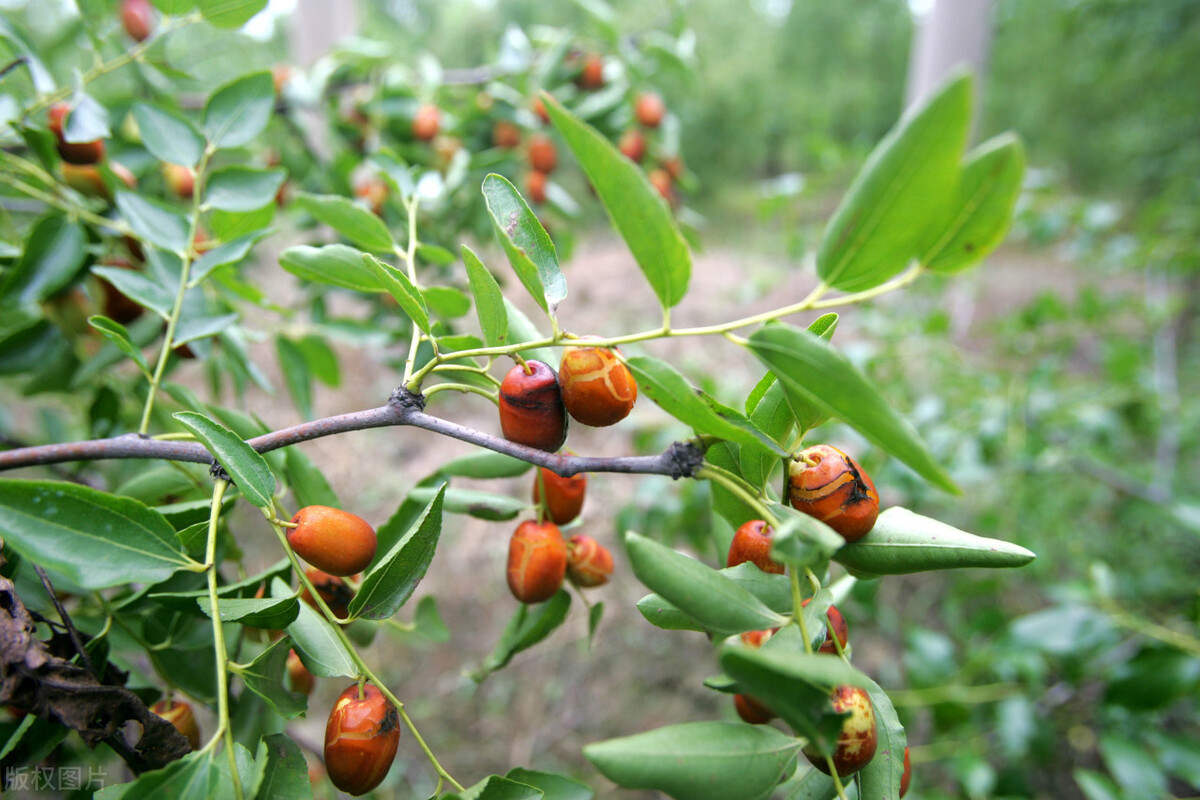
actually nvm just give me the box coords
[482,173,565,315]
[197,595,299,628]
[413,595,450,642]
[747,323,957,492]
[504,769,592,800]
[424,286,471,319]
[920,132,1026,273]
[462,244,508,348]
[774,313,839,436]
[279,244,381,292]
[173,411,276,508]
[363,254,430,333]
[626,356,787,459]
[296,192,395,253]
[705,443,757,533]
[198,0,268,27]
[175,313,239,346]
[238,638,308,719]
[438,450,531,480]
[542,95,691,309]
[817,72,971,291]
[211,204,274,241]
[457,775,545,800]
[91,264,173,319]
[151,0,197,13]
[739,376,793,492]
[471,590,571,680]
[190,233,267,285]
[832,507,1036,577]
[856,675,907,800]
[503,298,558,365]
[0,215,86,306]
[0,480,194,589]
[116,191,190,253]
[626,532,786,637]
[203,71,274,149]
[410,486,526,521]
[273,577,357,678]
[585,721,799,800]
[274,335,312,419]
[95,751,222,799]
[637,561,796,633]
[132,103,205,168]
[253,734,311,799]
[350,485,444,619]
[205,166,286,213]
[780,767,836,800]
[285,448,340,509]
[87,315,150,376]
[768,504,844,571]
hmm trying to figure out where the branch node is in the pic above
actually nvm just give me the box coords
[389,386,426,415]
[208,461,233,484]
[666,441,706,480]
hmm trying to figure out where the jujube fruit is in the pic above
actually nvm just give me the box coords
[734,693,774,725]
[788,444,879,542]
[151,699,200,750]
[635,92,665,128]
[498,360,568,452]
[48,104,105,165]
[577,54,605,89]
[900,747,912,797]
[618,129,646,163]
[288,505,377,576]
[727,520,785,574]
[287,649,315,696]
[800,598,849,655]
[558,344,638,427]
[301,568,356,620]
[493,120,521,149]
[525,170,548,204]
[61,163,110,199]
[566,534,613,588]
[324,684,400,796]
[162,163,194,199]
[98,259,143,324]
[354,176,388,216]
[648,168,675,205]
[507,520,567,603]
[527,134,557,173]
[120,0,153,41]
[532,467,586,525]
[532,97,551,124]
[802,685,878,777]
[412,103,440,141]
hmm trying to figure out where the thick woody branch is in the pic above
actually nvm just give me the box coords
[0,389,706,480]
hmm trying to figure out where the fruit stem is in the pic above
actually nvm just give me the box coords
[826,757,851,800]
[400,194,424,385]
[790,570,814,656]
[423,382,499,405]
[694,464,775,524]
[202,478,245,800]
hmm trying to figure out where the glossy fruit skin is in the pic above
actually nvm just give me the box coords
[727,520,785,574]
[803,685,878,777]
[506,520,567,603]
[412,104,440,141]
[740,627,778,649]
[48,104,105,165]
[577,54,605,89]
[800,598,849,655]
[558,344,638,427]
[528,134,558,173]
[734,693,774,724]
[532,467,586,525]
[288,506,377,577]
[618,129,646,163]
[493,120,521,149]
[324,684,400,796]
[151,699,200,750]
[162,163,194,199]
[900,747,912,797]
[499,360,568,452]
[287,649,315,696]
[524,170,548,204]
[566,534,613,588]
[635,92,666,128]
[301,568,355,620]
[788,444,879,542]
[120,0,153,41]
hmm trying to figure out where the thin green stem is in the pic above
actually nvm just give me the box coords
[0,173,135,234]
[1095,597,1200,656]
[695,464,775,523]
[138,145,214,434]
[790,570,813,654]
[827,760,850,800]
[423,382,499,404]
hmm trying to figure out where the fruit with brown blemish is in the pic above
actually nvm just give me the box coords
[532,467,586,525]
[800,598,849,655]
[412,103,440,141]
[726,520,785,575]
[618,129,646,163]
[802,685,878,777]
[48,104,105,165]
[300,568,356,620]
[558,343,638,427]
[788,444,879,542]
[635,92,666,128]
[506,520,567,603]
[324,684,400,796]
[566,534,613,588]
[527,134,558,174]
[498,360,568,452]
[288,505,377,577]
[151,699,200,750]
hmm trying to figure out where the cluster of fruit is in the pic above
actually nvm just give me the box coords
[497,343,635,604]
[728,444,911,791]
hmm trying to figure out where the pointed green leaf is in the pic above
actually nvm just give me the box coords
[585,721,799,800]
[275,335,312,420]
[0,215,86,306]
[253,734,311,799]
[285,448,340,509]
[173,411,275,508]
[190,233,267,286]
[87,315,150,376]
[832,507,1036,577]
[0,480,194,589]
[273,577,357,678]
[91,264,173,319]
[542,95,690,309]
[438,450,531,480]
[175,313,239,346]
[462,244,508,348]
[856,675,907,800]
[95,751,221,799]
[279,244,381,292]
[238,638,308,719]
[409,486,525,521]
[116,191,190,253]
[747,323,957,492]
[482,173,565,315]
[626,532,786,637]
[740,376,793,492]
[775,313,839,436]
[817,73,972,291]
[471,590,571,680]
[350,484,444,619]
[197,595,299,628]
[296,192,395,253]
[504,769,592,800]
[199,0,269,28]
[205,166,286,213]
[780,767,836,800]
[636,564,793,633]
[363,253,430,333]
[204,71,274,148]
[457,775,545,800]
[132,103,205,168]
[503,298,558,365]
[921,133,1026,273]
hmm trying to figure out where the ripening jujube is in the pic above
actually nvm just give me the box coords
[47,104,105,165]
[151,699,200,751]
[532,467,586,525]
[324,684,400,796]
[498,360,568,452]
[507,520,567,603]
[558,344,638,427]
[788,444,879,542]
[800,598,850,655]
[565,534,613,587]
[300,567,356,620]
[802,685,878,777]
[288,505,377,576]
[727,520,785,574]
[412,103,440,141]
